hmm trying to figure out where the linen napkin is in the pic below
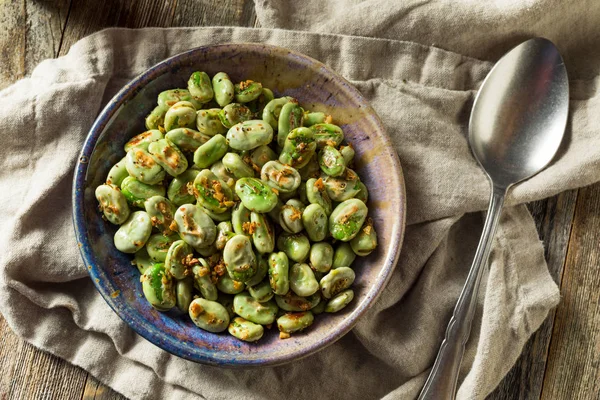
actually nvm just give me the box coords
[0,3,599,400]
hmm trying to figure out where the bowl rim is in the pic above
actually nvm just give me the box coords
[72,42,406,367]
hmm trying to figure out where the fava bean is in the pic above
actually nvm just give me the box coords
[148,139,188,177]
[133,247,153,274]
[320,267,355,299]
[329,199,368,241]
[164,101,197,132]
[193,134,228,169]
[124,129,163,152]
[223,235,257,282]
[303,111,331,127]
[222,152,255,178]
[158,89,202,109]
[279,127,317,169]
[166,127,210,152]
[262,96,294,129]
[189,298,230,332]
[227,120,273,151]
[250,145,277,169]
[279,203,304,234]
[250,212,275,254]
[165,239,193,279]
[248,281,274,303]
[306,178,333,215]
[325,289,354,313]
[106,157,129,187]
[121,176,166,208]
[193,169,235,214]
[235,177,278,213]
[219,103,253,128]
[234,80,263,103]
[309,242,334,273]
[216,273,246,294]
[275,292,320,312]
[298,154,321,180]
[114,211,153,253]
[277,233,310,263]
[125,147,165,185]
[95,184,130,225]
[176,277,194,313]
[318,145,345,177]
[278,101,304,147]
[233,293,278,325]
[302,203,328,242]
[268,252,290,296]
[141,263,176,311]
[333,242,357,269]
[174,204,216,249]
[188,71,214,103]
[215,221,235,250]
[289,263,319,297]
[355,181,369,203]
[340,145,355,166]
[146,233,179,262]
[228,317,264,342]
[245,253,268,286]
[350,219,377,256]
[196,108,227,136]
[277,311,314,334]
[323,168,361,202]
[145,106,167,131]
[212,72,235,107]
[261,161,301,193]
[311,123,344,148]
[193,258,218,301]
[232,202,252,236]
[210,161,236,189]
[167,169,198,206]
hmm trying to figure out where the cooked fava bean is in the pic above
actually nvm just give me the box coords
[210,161,236,189]
[193,134,228,169]
[235,177,278,213]
[158,89,202,109]
[227,120,273,151]
[275,292,320,312]
[277,232,310,263]
[302,204,328,242]
[262,96,294,129]
[311,123,344,148]
[223,235,256,282]
[114,211,152,253]
[189,298,230,332]
[277,311,314,334]
[356,181,369,203]
[196,108,227,136]
[303,111,331,127]
[233,293,278,325]
[289,263,319,297]
[245,253,268,286]
[279,203,304,234]
[332,242,357,269]
[234,80,263,103]
[124,129,163,152]
[323,168,361,202]
[350,219,377,256]
[217,293,236,319]
[212,72,235,107]
[216,273,246,294]
[145,105,167,131]
[278,101,304,147]
[310,293,327,314]
[125,147,165,185]
[261,161,301,193]
[146,233,179,262]
[192,258,218,301]
[133,247,154,274]
[268,252,290,295]
[198,204,231,222]
[309,242,334,273]
[193,169,235,214]
[174,204,216,249]
[188,71,214,103]
[250,145,277,169]
[141,263,176,311]
[248,281,274,303]
[165,239,193,279]
[306,177,333,215]
[106,156,129,187]
[250,212,275,254]
[215,221,234,250]
[325,289,354,313]
[164,101,197,132]
[329,199,368,241]
[279,127,317,169]
[320,267,355,299]
[218,103,253,128]
[95,184,130,225]
[247,88,275,115]
[167,169,198,206]
[318,145,345,177]
[231,202,252,236]
[144,195,176,234]
[340,144,355,166]
[267,198,284,221]
[298,154,321,181]
[121,176,166,208]
[228,317,264,342]
[222,152,254,178]
[176,277,194,313]
[166,127,211,152]
[148,139,188,177]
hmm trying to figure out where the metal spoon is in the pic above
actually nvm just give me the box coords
[418,38,569,400]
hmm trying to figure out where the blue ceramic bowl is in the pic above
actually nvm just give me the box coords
[73,43,406,367]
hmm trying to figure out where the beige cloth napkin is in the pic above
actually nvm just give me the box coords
[1,2,599,399]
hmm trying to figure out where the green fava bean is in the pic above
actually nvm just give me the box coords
[144,195,176,234]
[146,233,179,263]
[320,266,355,299]
[340,145,355,166]
[248,281,274,303]
[148,139,188,177]
[267,198,284,221]
[193,134,228,169]
[247,88,275,115]
[222,152,255,178]
[279,127,317,169]
[234,80,263,103]
[188,71,214,103]
[289,263,319,297]
[235,177,279,213]
[323,168,362,202]
[193,169,235,213]
[212,72,235,107]
[298,154,321,181]
[217,293,236,319]
[275,292,320,312]
[333,242,357,269]
[278,101,304,147]
[106,156,128,188]
[215,221,234,250]
[141,263,176,311]
[261,161,301,193]
[121,176,166,208]
[216,273,246,294]
[210,161,236,189]
[174,204,216,249]
[189,298,230,333]
[223,235,257,282]
[164,101,197,132]
[228,317,264,342]
[310,242,334,273]
[158,89,202,109]
[233,293,278,325]
[124,129,163,152]
[165,239,193,279]
[310,293,327,314]
[218,103,253,128]
[303,111,330,127]
[318,145,345,177]
[199,204,231,222]
[125,147,165,185]
[95,184,130,225]
[197,243,219,257]
[196,108,227,136]
[145,105,167,131]
[277,232,310,262]
[165,127,210,152]
[176,277,194,313]
[306,178,333,215]
[250,145,277,169]
[114,211,152,253]
[311,123,344,148]
[192,259,218,301]
[277,311,314,334]
[278,203,304,234]
[329,198,368,241]
[250,212,275,254]
[232,202,252,236]
[350,220,378,256]
[355,181,369,203]
[245,253,269,286]
[325,289,354,313]
[167,169,198,206]
[262,96,294,129]
[133,247,154,274]
[302,204,328,242]
[268,252,290,296]
[227,120,274,151]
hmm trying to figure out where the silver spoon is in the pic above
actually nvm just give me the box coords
[418,38,569,400]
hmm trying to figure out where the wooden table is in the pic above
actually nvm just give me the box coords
[0,1,597,399]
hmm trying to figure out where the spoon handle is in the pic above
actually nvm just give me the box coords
[418,187,506,400]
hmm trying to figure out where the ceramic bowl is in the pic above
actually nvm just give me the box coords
[72,43,406,367]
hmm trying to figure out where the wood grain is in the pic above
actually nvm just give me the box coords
[540,183,600,399]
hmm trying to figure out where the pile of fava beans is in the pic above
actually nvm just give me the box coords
[95,71,377,342]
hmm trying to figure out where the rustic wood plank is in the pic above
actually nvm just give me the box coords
[172,0,257,27]
[81,375,125,400]
[487,190,578,399]
[0,0,26,89]
[540,183,600,399]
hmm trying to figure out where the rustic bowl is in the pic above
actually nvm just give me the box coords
[72,43,406,367]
